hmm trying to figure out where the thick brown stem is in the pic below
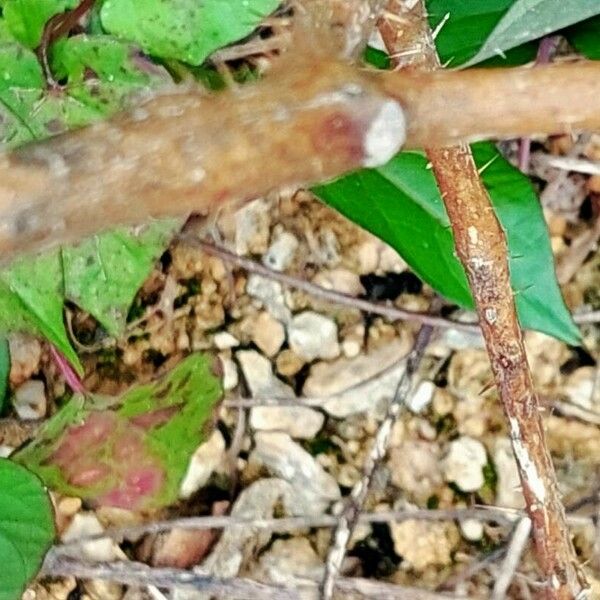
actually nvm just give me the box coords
[0,53,600,259]
[0,57,406,258]
[429,147,586,598]
[380,1,588,598]
[382,61,600,147]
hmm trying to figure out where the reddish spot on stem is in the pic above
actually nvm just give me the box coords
[313,112,363,162]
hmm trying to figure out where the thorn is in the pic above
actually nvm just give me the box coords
[477,154,500,175]
[431,12,449,41]
[479,379,496,397]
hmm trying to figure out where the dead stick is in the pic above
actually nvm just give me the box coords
[41,555,300,600]
[379,2,588,598]
[55,507,517,548]
[187,237,476,330]
[1,56,600,259]
[321,323,433,598]
[42,553,456,600]
[491,517,533,600]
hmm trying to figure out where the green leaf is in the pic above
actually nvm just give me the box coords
[476,143,580,344]
[567,15,600,60]
[427,0,600,67]
[0,219,179,372]
[3,0,77,48]
[14,353,223,511]
[100,0,280,65]
[427,0,513,66]
[0,44,48,147]
[0,33,170,148]
[0,338,9,415]
[318,153,471,306]
[63,220,180,336]
[0,251,80,369]
[50,35,171,119]
[363,46,390,69]
[464,1,600,67]
[314,143,580,345]
[0,33,177,366]
[0,459,55,600]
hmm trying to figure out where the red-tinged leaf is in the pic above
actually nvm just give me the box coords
[13,353,223,511]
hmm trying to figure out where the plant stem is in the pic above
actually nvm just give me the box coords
[379,2,588,598]
[430,145,586,600]
[2,54,600,259]
[49,345,85,393]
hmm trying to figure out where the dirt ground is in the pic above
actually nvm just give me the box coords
[8,133,600,599]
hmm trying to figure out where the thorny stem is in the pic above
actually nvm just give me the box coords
[321,323,433,599]
[379,2,588,598]
[1,57,600,259]
[429,145,588,599]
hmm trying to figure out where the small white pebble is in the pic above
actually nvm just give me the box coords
[459,518,484,541]
[180,431,226,498]
[342,339,361,358]
[442,436,488,492]
[407,380,436,414]
[13,380,46,420]
[213,331,240,350]
[288,311,340,361]
[220,355,239,391]
[0,445,13,458]
[262,231,299,271]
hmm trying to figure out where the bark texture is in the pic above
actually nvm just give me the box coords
[379,1,588,597]
[0,58,405,258]
[0,53,599,259]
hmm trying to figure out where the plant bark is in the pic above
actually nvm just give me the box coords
[0,52,600,259]
[379,1,588,598]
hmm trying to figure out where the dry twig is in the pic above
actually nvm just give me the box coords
[184,237,476,330]
[321,323,433,598]
[41,555,300,600]
[491,518,533,600]
[54,507,518,549]
[539,156,600,176]
[42,553,458,600]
